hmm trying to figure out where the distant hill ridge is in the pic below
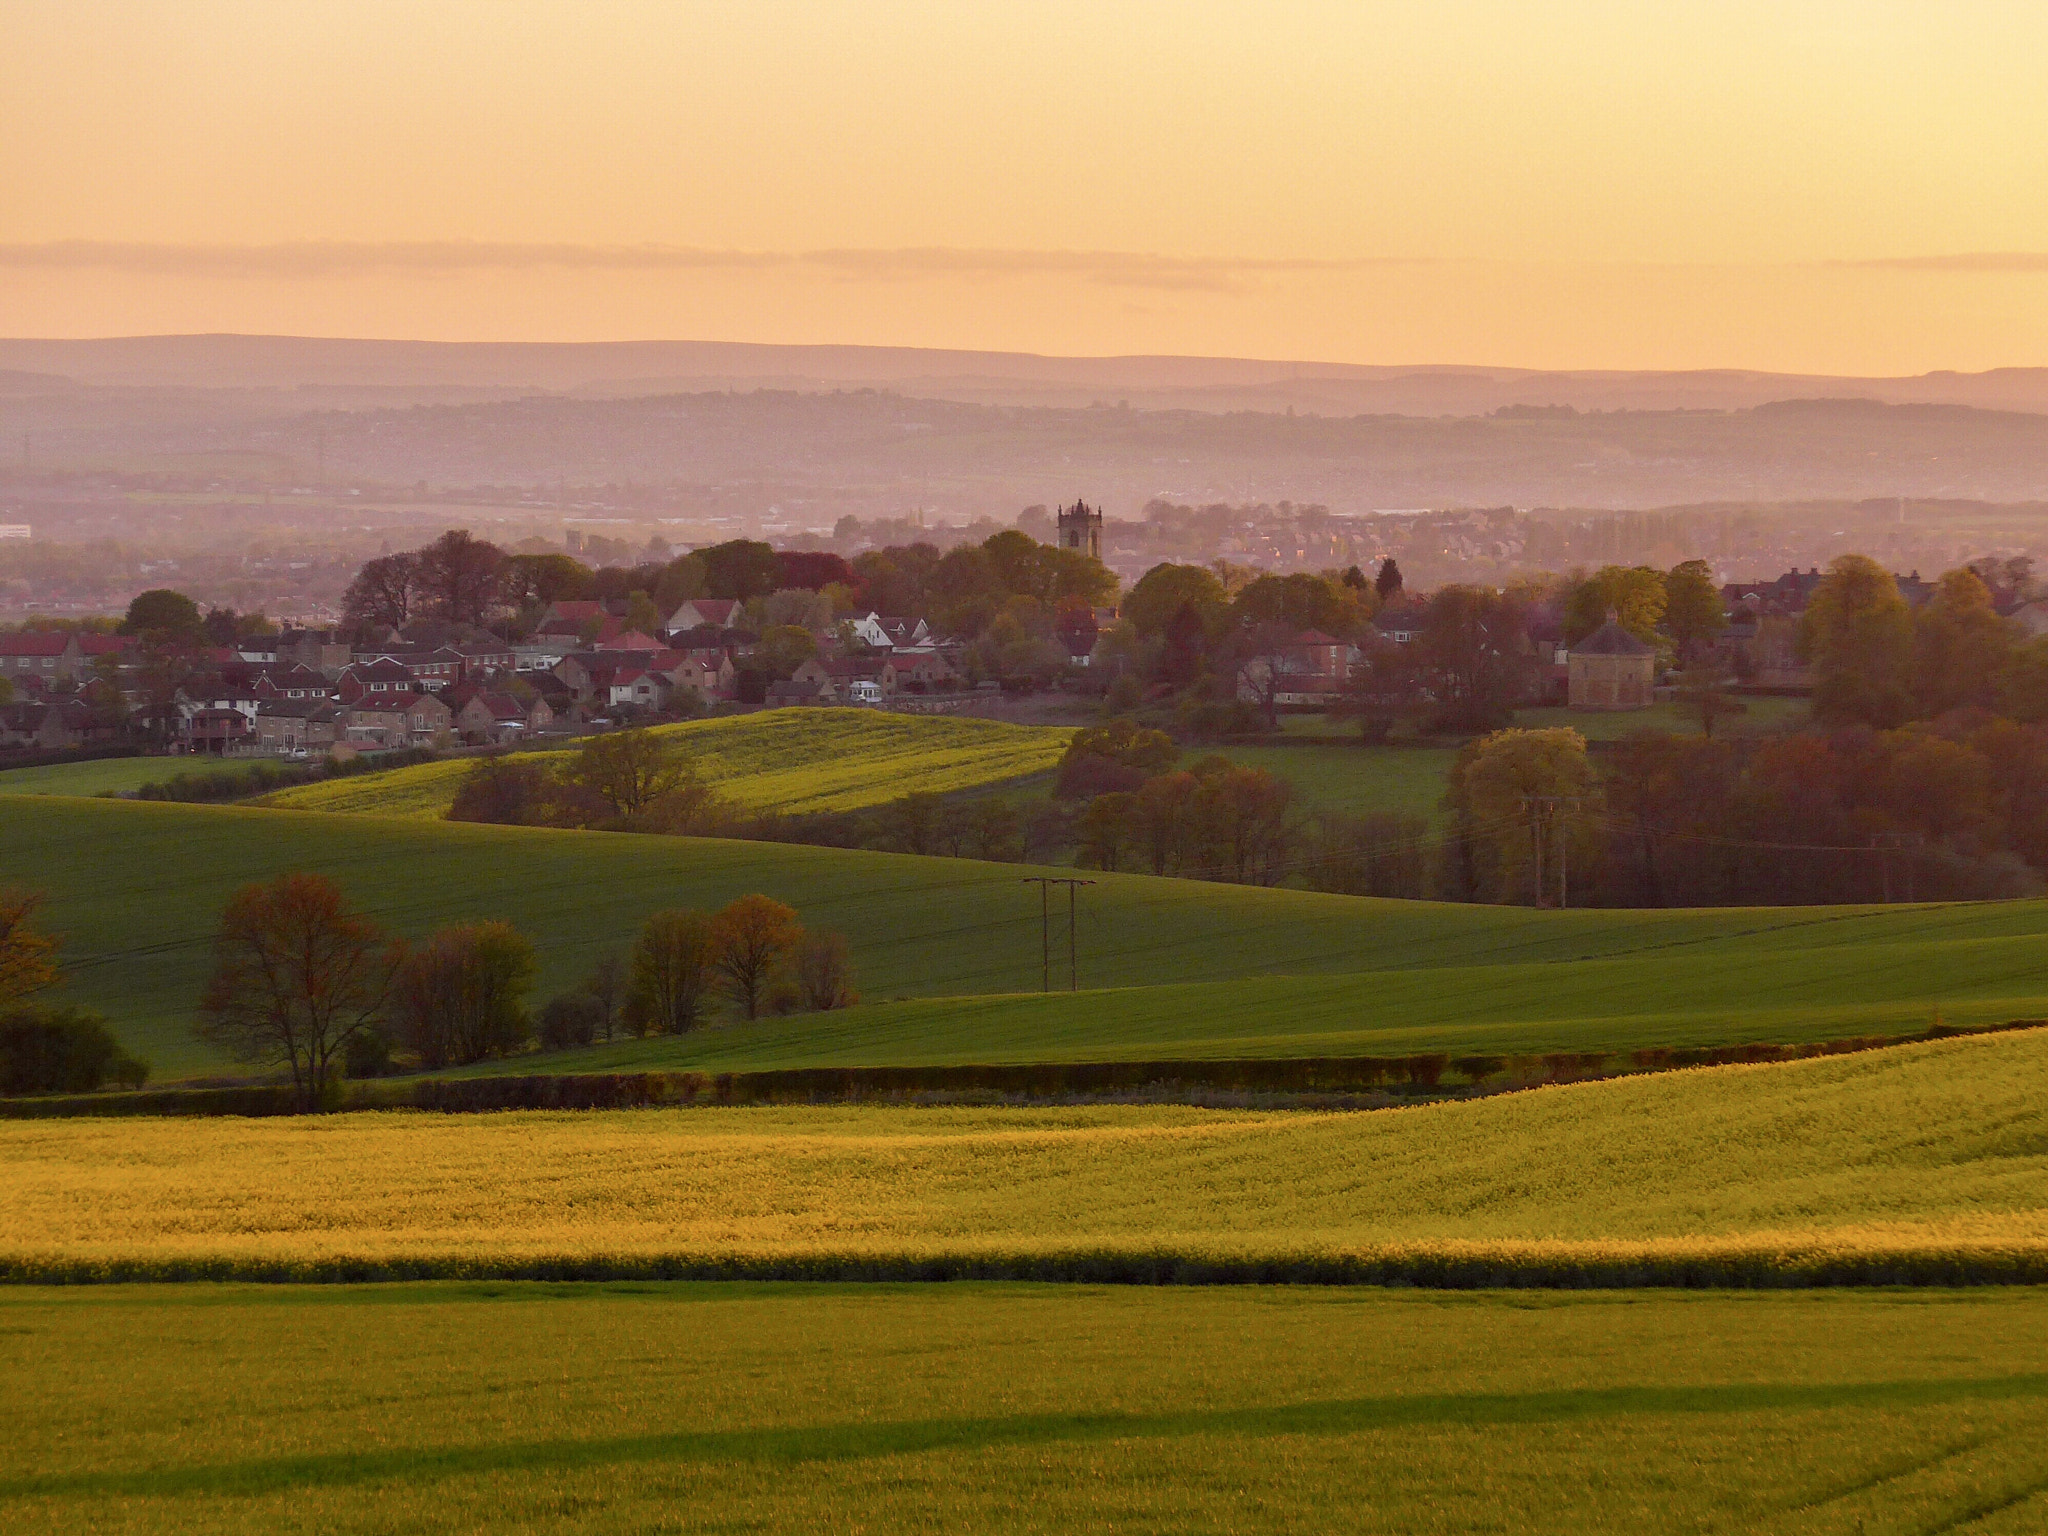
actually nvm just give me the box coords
[9,334,2048,416]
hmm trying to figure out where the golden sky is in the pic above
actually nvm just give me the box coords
[6,0,2048,371]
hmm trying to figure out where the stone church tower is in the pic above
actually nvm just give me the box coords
[1056,499,1103,560]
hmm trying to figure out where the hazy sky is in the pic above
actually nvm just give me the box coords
[7,0,2048,370]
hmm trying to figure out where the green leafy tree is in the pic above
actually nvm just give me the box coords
[564,729,690,818]
[1662,559,1725,663]
[1911,568,2018,718]
[1564,566,1666,645]
[1447,728,1601,905]
[1799,555,1913,727]
[119,589,202,640]
[697,539,782,601]
[1123,563,1227,636]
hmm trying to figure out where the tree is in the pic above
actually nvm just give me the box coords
[794,931,858,1011]
[119,589,202,640]
[1418,586,1533,732]
[342,552,422,631]
[1189,764,1294,884]
[624,590,663,636]
[697,539,783,601]
[710,895,802,1019]
[1077,791,1138,871]
[1446,729,1601,905]
[1800,555,1913,727]
[1672,667,1746,738]
[0,888,59,1008]
[755,624,819,678]
[1334,640,1425,743]
[1158,600,1212,688]
[564,728,690,818]
[1564,566,1666,645]
[502,552,594,608]
[415,530,507,626]
[625,909,716,1034]
[194,874,393,1109]
[389,921,536,1068]
[0,1008,146,1095]
[1662,559,1725,664]
[583,952,627,1041]
[1123,563,1227,637]
[1912,568,2017,718]
[447,757,559,825]
[1231,573,1356,637]
[1374,558,1404,603]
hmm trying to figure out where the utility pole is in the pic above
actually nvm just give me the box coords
[1022,877,1095,991]
[1521,795,1583,908]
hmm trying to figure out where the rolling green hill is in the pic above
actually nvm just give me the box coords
[0,755,253,799]
[6,796,2046,1080]
[260,708,1074,818]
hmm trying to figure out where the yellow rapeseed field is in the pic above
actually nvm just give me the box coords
[7,1030,2048,1284]
[263,707,1073,817]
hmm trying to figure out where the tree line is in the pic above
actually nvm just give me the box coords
[192,874,856,1108]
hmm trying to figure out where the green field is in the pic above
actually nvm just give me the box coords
[5,796,2046,1079]
[8,1030,2047,1283]
[1517,696,1809,741]
[7,1284,2046,1534]
[0,755,254,798]
[1209,741,1459,820]
[261,707,1075,818]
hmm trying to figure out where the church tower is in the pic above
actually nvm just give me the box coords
[1056,499,1103,560]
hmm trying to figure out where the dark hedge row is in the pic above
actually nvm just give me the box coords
[5,1019,2040,1119]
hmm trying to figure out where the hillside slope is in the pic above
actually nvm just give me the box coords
[259,708,1073,818]
[6,797,2046,1079]
[8,1030,2048,1283]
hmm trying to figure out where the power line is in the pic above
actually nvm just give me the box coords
[1020,877,1095,991]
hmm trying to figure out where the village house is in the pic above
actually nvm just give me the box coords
[607,668,673,713]
[662,597,743,635]
[881,650,958,693]
[0,630,85,683]
[334,658,423,703]
[252,700,342,754]
[342,691,453,748]
[451,691,553,744]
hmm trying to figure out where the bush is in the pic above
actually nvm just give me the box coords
[794,931,859,1011]
[539,992,604,1051]
[0,1007,148,1095]
[343,1028,393,1079]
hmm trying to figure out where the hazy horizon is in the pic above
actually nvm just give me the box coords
[11,2,2048,373]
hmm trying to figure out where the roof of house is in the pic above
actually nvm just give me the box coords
[1575,618,1656,657]
[0,631,74,657]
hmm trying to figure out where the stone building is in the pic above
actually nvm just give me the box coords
[1567,617,1656,710]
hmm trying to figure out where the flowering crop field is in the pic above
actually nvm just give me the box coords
[6,1282,2048,1535]
[259,706,1074,817]
[7,796,2048,1079]
[8,1031,2048,1285]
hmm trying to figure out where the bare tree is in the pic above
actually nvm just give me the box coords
[342,552,422,632]
[195,874,393,1109]
[624,909,717,1034]
[415,529,507,627]
[583,952,627,1041]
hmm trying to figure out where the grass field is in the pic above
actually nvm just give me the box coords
[7,1030,2048,1283]
[260,707,1075,818]
[6,797,2047,1079]
[1209,741,1459,820]
[0,755,254,798]
[7,1283,2048,1534]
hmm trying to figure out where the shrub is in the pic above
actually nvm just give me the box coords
[539,992,604,1051]
[794,931,859,1012]
[343,1028,393,1079]
[1452,1055,1503,1085]
[1402,1053,1450,1088]
[0,1007,148,1095]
